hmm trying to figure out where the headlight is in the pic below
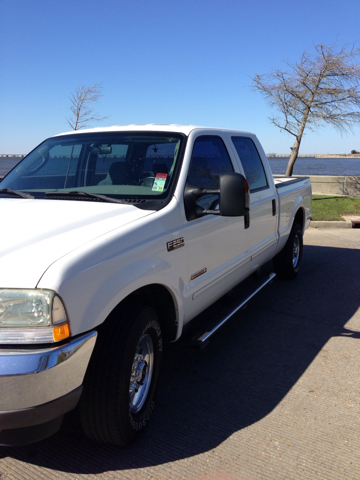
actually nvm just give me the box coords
[0,289,70,344]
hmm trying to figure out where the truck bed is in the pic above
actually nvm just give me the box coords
[274,175,311,189]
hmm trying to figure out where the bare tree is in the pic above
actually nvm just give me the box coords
[67,84,107,130]
[252,43,360,175]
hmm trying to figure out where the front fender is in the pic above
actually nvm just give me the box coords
[55,256,184,338]
[37,204,187,339]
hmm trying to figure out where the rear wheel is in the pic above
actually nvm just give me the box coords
[273,222,303,280]
[79,303,162,446]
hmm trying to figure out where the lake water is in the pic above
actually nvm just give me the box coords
[0,157,24,176]
[268,157,360,176]
[1,155,360,177]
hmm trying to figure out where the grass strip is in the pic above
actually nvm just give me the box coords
[311,195,360,221]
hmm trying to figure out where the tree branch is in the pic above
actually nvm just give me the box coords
[252,42,360,175]
[67,84,108,130]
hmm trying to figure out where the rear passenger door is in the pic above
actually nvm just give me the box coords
[231,136,278,264]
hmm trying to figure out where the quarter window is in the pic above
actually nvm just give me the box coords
[232,137,268,191]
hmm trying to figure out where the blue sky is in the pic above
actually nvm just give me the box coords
[2,0,360,154]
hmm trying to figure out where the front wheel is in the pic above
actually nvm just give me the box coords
[79,303,162,446]
[273,222,303,280]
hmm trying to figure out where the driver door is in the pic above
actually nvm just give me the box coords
[183,135,251,322]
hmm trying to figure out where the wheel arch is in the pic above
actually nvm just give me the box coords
[294,206,305,233]
[102,284,178,343]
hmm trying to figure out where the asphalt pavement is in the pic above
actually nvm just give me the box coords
[1,226,360,480]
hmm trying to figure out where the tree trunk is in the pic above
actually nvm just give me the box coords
[285,73,322,176]
[285,108,311,176]
[286,140,300,176]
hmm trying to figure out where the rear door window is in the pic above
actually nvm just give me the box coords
[232,137,268,191]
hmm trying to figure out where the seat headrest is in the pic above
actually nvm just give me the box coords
[109,162,127,184]
[152,163,168,176]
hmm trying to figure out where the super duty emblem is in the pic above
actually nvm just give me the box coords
[167,237,185,252]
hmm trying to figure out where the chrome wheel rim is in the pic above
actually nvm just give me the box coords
[292,235,300,268]
[129,334,154,413]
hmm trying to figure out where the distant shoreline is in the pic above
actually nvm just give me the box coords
[1,154,360,158]
[1,154,360,177]
[315,154,360,158]
[267,154,360,158]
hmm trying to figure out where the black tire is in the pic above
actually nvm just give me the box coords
[79,303,162,446]
[273,222,303,280]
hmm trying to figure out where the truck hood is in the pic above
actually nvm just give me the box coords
[0,198,154,288]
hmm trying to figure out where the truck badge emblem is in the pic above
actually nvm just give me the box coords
[167,237,185,252]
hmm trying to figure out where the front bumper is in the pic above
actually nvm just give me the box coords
[0,331,97,445]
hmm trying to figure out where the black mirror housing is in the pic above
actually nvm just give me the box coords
[184,172,250,222]
[219,173,249,217]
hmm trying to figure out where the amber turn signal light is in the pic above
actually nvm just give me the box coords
[53,324,70,342]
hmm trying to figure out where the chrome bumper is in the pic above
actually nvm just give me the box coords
[0,331,97,411]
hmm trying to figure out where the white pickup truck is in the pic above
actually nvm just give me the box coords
[0,125,311,446]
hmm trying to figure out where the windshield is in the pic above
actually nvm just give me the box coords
[1,132,184,201]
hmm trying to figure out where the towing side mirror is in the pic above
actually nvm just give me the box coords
[219,173,250,217]
[184,172,250,223]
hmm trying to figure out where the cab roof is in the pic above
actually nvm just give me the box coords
[55,124,254,137]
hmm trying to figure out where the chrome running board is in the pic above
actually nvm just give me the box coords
[189,272,276,346]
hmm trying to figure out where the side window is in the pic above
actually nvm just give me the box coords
[232,137,268,191]
[188,136,234,210]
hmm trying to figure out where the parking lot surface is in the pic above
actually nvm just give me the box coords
[1,227,360,480]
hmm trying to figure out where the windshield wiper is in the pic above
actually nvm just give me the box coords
[0,188,34,199]
[45,190,131,204]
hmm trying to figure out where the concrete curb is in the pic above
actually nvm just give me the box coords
[310,220,352,228]
[310,216,360,228]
